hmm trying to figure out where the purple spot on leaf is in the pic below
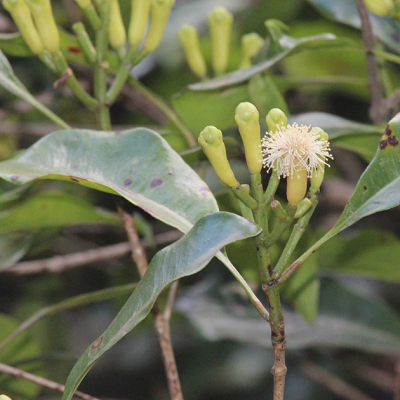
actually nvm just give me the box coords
[168,172,173,176]
[392,32,400,42]
[199,186,210,196]
[150,178,163,188]
[124,178,133,187]
[115,131,122,136]
[10,175,19,182]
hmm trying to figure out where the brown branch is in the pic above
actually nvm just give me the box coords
[3,230,183,275]
[354,0,386,123]
[117,202,184,400]
[0,362,100,400]
[301,361,375,400]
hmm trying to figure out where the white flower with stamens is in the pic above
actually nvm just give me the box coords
[261,123,333,178]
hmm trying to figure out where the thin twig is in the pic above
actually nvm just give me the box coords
[354,0,386,123]
[301,361,375,400]
[3,230,183,275]
[117,201,184,400]
[0,362,100,400]
[164,281,179,322]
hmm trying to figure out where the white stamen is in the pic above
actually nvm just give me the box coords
[261,123,333,178]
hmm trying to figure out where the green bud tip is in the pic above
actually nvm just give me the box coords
[241,32,264,57]
[208,6,233,23]
[178,25,196,43]
[266,108,288,131]
[153,0,175,7]
[235,102,258,123]
[311,127,329,141]
[199,126,222,146]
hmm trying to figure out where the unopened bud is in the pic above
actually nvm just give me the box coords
[109,0,126,49]
[25,0,59,53]
[235,102,263,174]
[310,127,329,195]
[128,0,152,46]
[208,6,233,75]
[199,126,238,187]
[294,198,312,218]
[3,0,44,54]
[143,0,175,52]
[178,25,207,78]
[266,108,287,134]
[239,32,263,70]
[287,169,307,207]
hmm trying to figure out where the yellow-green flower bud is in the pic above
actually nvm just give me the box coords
[208,6,233,75]
[0,395,12,400]
[109,0,126,49]
[287,168,307,207]
[310,127,329,195]
[294,198,312,218]
[25,0,59,53]
[266,108,287,134]
[128,0,152,46]
[143,0,175,52]
[235,102,263,174]
[239,32,263,70]
[364,0,394,15]
[178,25,207,78]
[3,0,44,54]
[74,0,91,9]
[199,126,238,187]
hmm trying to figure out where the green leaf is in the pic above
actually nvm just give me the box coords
[0,313,43,400]
[309,0,400,54]
[178,278,400,354]
[319,229,400,282]
[172,85,249,135]
[289,112,382,139]
[0,192,120,231]
[0,33,33,57]
[0,283,137,352]
[0,50,70,129]
[0,128,218,233]
[0,232,34,270]
[248,75,289,117]
[62,212,261,400]
[189,33,352,90]
[289,112,400,273]
[332,134,380,161]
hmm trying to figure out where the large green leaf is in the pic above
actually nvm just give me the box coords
[309,0,400,54]
[0,50,70,129]
[0,128,218,233]
[0,192,120,231]
[286,112,400,275]
[319,229,400,281]
[62,212,261,400]
[172,85,249,135]
[188,33,352,91]
[178,278,400,354]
